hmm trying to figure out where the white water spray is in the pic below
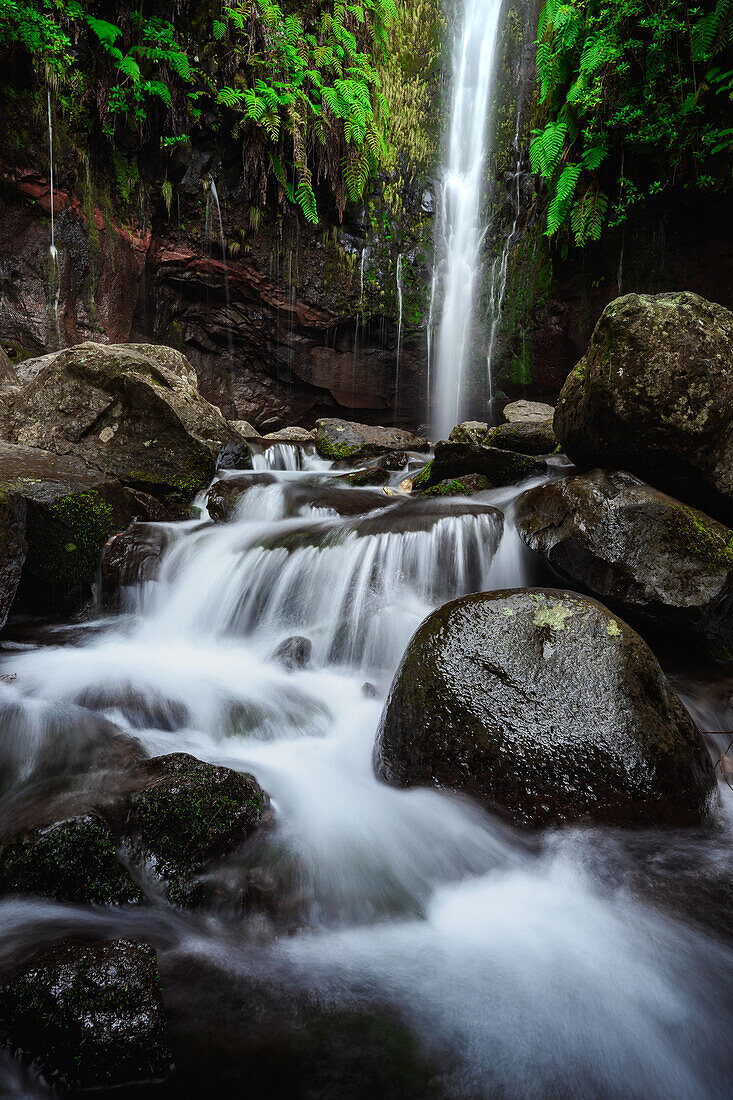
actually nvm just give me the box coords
[431,0,505,439]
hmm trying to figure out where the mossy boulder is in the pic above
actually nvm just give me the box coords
[418,441,546,490]
[346,466,391,486]
[0,814,141,905]
[374,589,715,827]
[314,418,428,461]
[485,420,557,455]
[122,753,267,904]
[0,939,170,1090]
[0,440,144,614]
[0,342,239,502]
[410,460,433,491]
[517,469,733,664]
[554,293,733,523]
[421,474,492,497]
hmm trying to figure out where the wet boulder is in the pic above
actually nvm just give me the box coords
[517,470,733,664]
[0,813,141,905]
[421,474,492,497]
[0,440,144,614]
[217,437,254,471]
[208,472,277,522]
[374,589,715,827]
[101,521,172,598]
[554,292,733,523]
[121,753,268,905]
[485,420,558,455]
[448,421,489,445]
[346,466,391,486]
[0,939,170,1090]
[417,441,546,490]
[272,635,312,670]
[0,342,238,503]
[315,418,428,461]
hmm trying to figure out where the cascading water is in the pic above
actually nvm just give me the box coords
[1,445,732,1096]
[431,0,505,439]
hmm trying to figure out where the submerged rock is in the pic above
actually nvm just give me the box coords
[374,589,715,827]
[554,292,733,523]
[314,418,428,461]
[485,420,557,455]
[0,342,238,503]
[417,441,546,490]
[517,470,733,664]
[0,938,170,1090]
[0,813,141,905]
[272,635,312,670]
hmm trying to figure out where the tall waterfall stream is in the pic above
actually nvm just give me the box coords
[0,444,731,1096]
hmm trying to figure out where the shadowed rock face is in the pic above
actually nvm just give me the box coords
[516,470,733,664]
[554,292,733,524]
[0,343,236,501]
[417,441,546,490]
[0,939,170,1090]
[374,588,716,828]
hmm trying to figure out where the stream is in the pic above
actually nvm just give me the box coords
[0,443,732,1098]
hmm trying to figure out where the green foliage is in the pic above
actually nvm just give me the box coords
[532,0,733,245]
[0,0,396,224]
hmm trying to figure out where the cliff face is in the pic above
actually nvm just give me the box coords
[0,150,430,431]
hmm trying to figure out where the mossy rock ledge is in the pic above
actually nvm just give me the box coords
[554,292,733,524]
[517,469,733,664]
[0,938,170,1091]
[0,342,241,503]
[417,441,546,491]
[314,418,428,461]
[374,589,716,827]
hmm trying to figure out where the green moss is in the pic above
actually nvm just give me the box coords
[0,816,141,906]
[422,475,491,497]
[532,595,574,631]
[410,461,433,490]
[666,506,733,571]
[607,619,622,636]
[25,489,115,590]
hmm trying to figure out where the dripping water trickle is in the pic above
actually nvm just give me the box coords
[394,253,404,422]
[46,88,61,349]
[209,176,234,356]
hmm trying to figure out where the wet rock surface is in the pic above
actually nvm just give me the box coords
[448,420,489,445]
[0,440,145,614]
[101,522,172,597]
[217,437,254,471]
[374,588,716,827]
[485,419,557,455]
[207,472,278,521]
[0,343,238,503]
[517,470,733,664]
[272,635,312,670]
[420,441,546,489]
[421,474,492,497]
[0,938,170,1090]
[315,418,428,461]
[554,292,733,523]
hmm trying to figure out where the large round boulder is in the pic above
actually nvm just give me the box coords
[0,939,170,1090]
[0,342,238,502]
[374,589,715,827]
[554,293,733,523]
[517,470,733,664]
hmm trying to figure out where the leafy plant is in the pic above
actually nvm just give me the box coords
[532,0,733,246]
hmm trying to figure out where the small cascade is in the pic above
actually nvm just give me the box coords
[209,176,234,355]
[46,88,61,348]
[394,253,404,421]
[251,443,313,472]
[431,0,505,439]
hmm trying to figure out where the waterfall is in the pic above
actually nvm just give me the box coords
[431,0,505,439]
[394,253,404,419]
[46,88,61,348]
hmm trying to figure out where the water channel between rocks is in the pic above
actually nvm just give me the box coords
[0,443,731,1098]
